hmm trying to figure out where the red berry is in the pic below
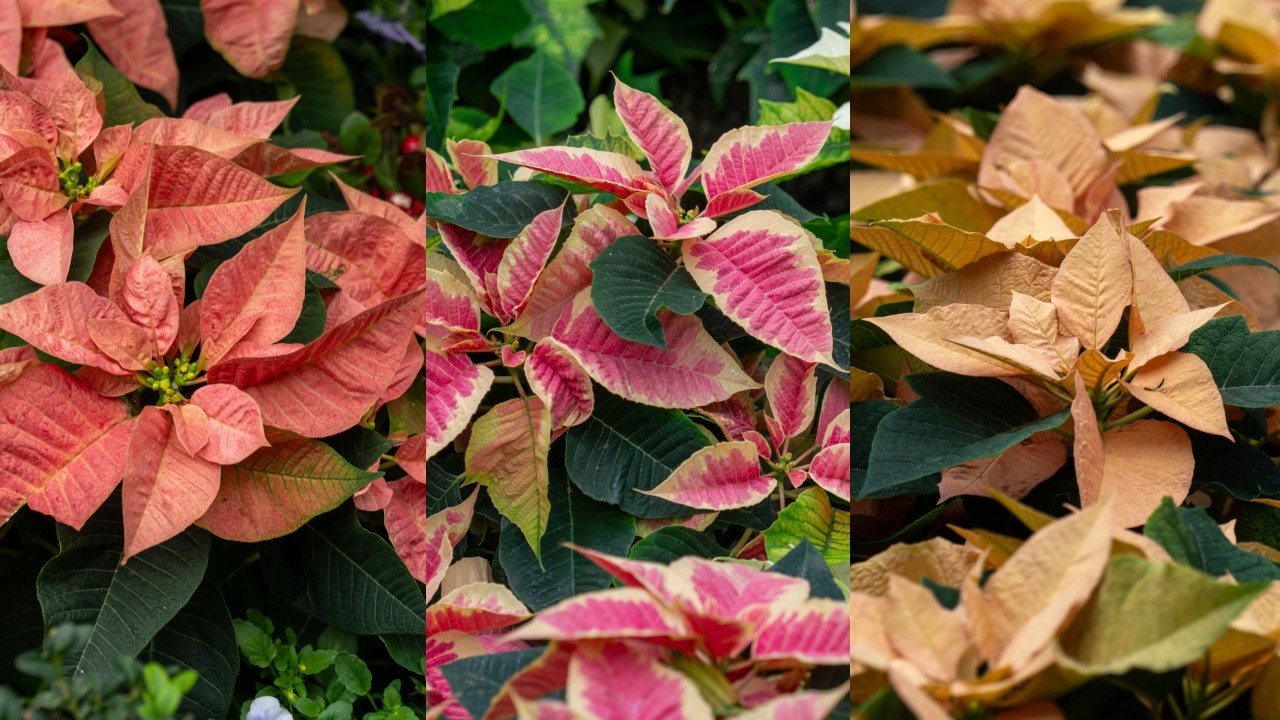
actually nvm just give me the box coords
[400,134,422,155]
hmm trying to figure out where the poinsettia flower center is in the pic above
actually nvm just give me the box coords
[137,353,203,405]
[56,160,100,202]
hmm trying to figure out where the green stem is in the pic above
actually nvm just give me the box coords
[1102,404,1155,432]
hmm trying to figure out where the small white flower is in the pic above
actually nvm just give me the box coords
[247,696,293,720]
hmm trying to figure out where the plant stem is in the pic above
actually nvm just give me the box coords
[1102,404,1155,431]
[729,528,754,555]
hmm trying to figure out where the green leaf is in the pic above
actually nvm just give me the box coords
[428,460,465,515]
[565,131,642,160]
[863,373,1072,496]
[232,619,275,667]
[730,182,818,224]
[318,701,353,720]
[334,653,372,696]
[425,63,461,151]
[433,0,532,50]
[68,213,112,284]
[589,235,707,349]
[431,0,477,19]
[1188,430,1280,500]
[565,391,712,518]
[281,37,355,133]
[325,426,393,473]
[298,648,337,675]
[143,588,238,720]
[0,564,45,691]
[36,514,210,680]
[1144,498,1280,582]
[74,37,163,125]
[1058,555,1267,675]
[425,181,569,238]
[826,282,850,373]
[629,527,726,564]
[758,87,837,125]
[768,538,845,600]
[1185,316,1280,408]
[852,44,959,90]
[489,50,585,139]
[260,508,425,636]
[160,0,204,56]
[378,635,425,674]
[763,488,850,566]
[280,277,328,345]
[388,376,426,440]
[497,472,636,611]
[190,192,340,266]
[0,236,40,304]
[856,688,916,720]
[1166,254,1280,282]
[1236,501,1280,553]
[439,648,545,719]
[852,400,896,498]
[514,0,603,72]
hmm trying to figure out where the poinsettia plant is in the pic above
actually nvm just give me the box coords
[426,74,852,717]
[0,29,428,718]
[853,1,1280,713]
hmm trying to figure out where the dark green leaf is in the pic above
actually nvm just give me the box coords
[0,237,40,304]
[280,280,328,345]
[589,235,707,348]
[1188,430,1280,500]
[325,426,392,473]
[68,213,111,284]
[826,282,850,374]
[729,182,819,223]
[439,648,545,719]
[629,527,726,564]
[189,192,339,265]
[0,564,44,692]
[143,588,238,720]
[428,460,465,515]
[1144,498,1280,582]
[768,538,844,600]
[852,400,896,497]
[852,45,959,91]
[498,472,636,611]
[565,391,712,518]
[1236,501,1280,553]
[489,50,585,139]
[160,0,205,56]
[75,38,163,125]
[433,0,532,50]
[425,182,569,238]
[37,519,210,679]
[261,508,425,636]
[863,373,1071,496]
[425,64,461,151]
[281,37,355,133]
[1185,316,1280,408]
[379,635,425,673]
[1166,254,1280,282]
